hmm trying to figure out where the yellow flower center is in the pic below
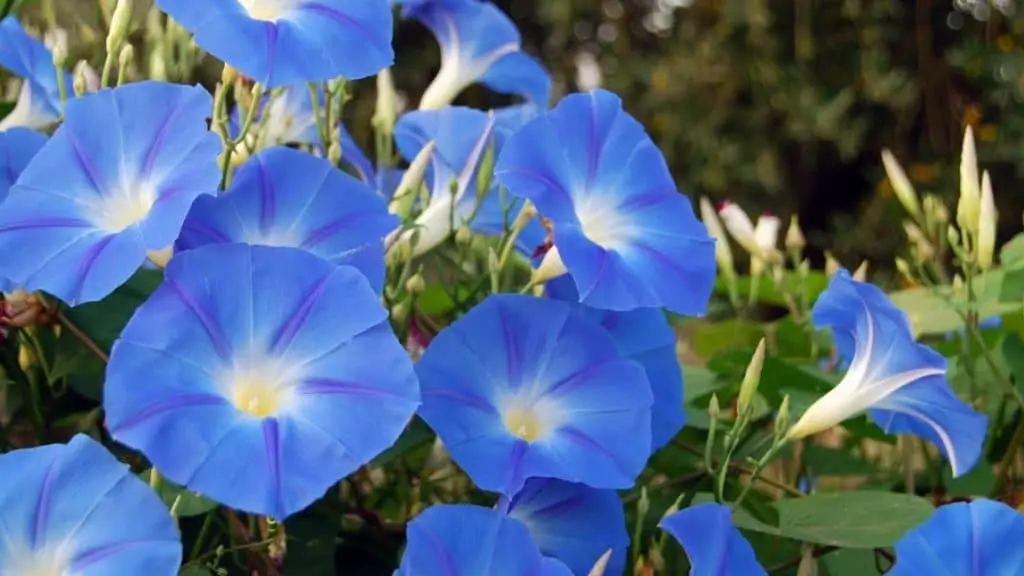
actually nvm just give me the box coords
[231,377,283,418]
[237,0,299,22]
[503,405,545,443]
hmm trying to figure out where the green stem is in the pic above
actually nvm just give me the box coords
[994,415,1024,496]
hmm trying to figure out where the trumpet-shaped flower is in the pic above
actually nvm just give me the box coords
[104,243,420,519]
[0,434,181,575]
[397,504,572,576]
[787,269,987,477]
[0,81,221,305]
[660,503,767,576]
[404,0,551,109]
[0,16,72,130]
[889,499,1024,574]
[0,127,47,200]
[507,478,628,576]
[495,89,716,314]
[391,106,499,256]
[176,147,397,292]
[546,276,685,449]
[339,124,405,199]
[416,294,653,496]
[154,0,393,88]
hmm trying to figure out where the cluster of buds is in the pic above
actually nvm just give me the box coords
[883,126,997,275]
[1,290,53,333]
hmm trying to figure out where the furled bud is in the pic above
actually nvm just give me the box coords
[737,338,767,418]
[785,215,806,253]
[881,149,921,220]
[978,170,997,270]
[107,0,134,55]
[372,68,398,138]
[957,126,981,235]
[389,141,436,219]
[699,197,736,281]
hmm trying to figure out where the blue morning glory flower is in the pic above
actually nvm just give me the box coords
[0,434,181,575]
[507,477,628,576]
[103,243,420,519]
[889,499,1024,574]
[0,81,221,305]
[0,16,72,130]
[660,502,767,576]
[788,269,987,477]
[546,276,685,450]
[404,0,551,109]
[397,504,572,576]
[176,146,397,292]
[154,0,394,87]
[416,294,653,496]
[495,89,717,315]
[0,127,47,200]
[391,106,499,256]
[339,124,405,199]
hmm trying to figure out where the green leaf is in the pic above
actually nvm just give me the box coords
[139,469,218,518]
[178,567,216,576]
[735,491,934,548]
[1000,233,1024,269]
[416,285,456,316]
[803,445,877,477]
[0,101,14,121]
[713,271,829,308]
[689,319,764,361]
[370,416,434,467]
[889,271,1017,336]
[62,268,163,353]
[941,461,996,497]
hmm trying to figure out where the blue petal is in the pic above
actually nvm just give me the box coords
[0,434,180,574]
[0,17,71,126]
[547,276,685,449]
[811,269,988,476]
[471,186,548,256]
[660,502,767,576]
[0,81,221,305]
[405,0,550,104]
[339,124,377,184]
[495,89,716,315]
[890,499,1024,575]
[154,0,394,87]
[494,101,546,140]
[0,127,47,201]
[103,243,420,519]
[416,294,653,496]
[176,146,397,292]
[230,84,320,146]
[397,504,554,576]
[508,478,628,576]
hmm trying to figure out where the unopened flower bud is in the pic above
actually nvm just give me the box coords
[699,197,736,281]
[73,66,89,97]
[455,224,473,246]
[881,149,921,219]
[405,273,426,295]
[957,126,981,235]
[978,170,997,270]
[390,300,409,323]
[389,141,435,218]
[785,215,805,252]
[824,251,841,277]
[737,338,766,418]
[852,260,869,282]
[895,257,913,281]
[947,225,961,250]
[372,68,398,137]
[774,394,790,440]
[327,141,342,166]
[107,0,134,54]
[709,393,721,419]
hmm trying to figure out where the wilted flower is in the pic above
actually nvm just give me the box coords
[508,477,628,576]
[416,294,653,496]
[660,502,767,575]
[0,434,181,574]
[0,81,221,305]
[495,89,716,315]
[787,270,987,477]
[154,0,394,87]
[177,146,397,292]
[397,504,572,575]
[104,244,420,519]
[889,499,1024,574]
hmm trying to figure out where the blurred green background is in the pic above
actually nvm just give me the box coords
[17,0,1024,276]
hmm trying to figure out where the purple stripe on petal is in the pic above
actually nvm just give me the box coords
[262,418,283,519]
[618,192,666,212]
[302,3,391,55]
[560,426,632,478]
[420,521,458,576]
[65,130,107,197]
[267,274,330,354]
[256,157,275,235]
[71,539,158,569]
[525,489,587,520]
[545,361,608,397]
[0,217,92,232]
[166,279,233,360]
[110,393,228,434]
[30,457,59,548]
[498,306,523,388]
[298,215,361,249]
[299,377,408,399]
[422,389,498,414]
[585,94,599,189]
[180,221,233,244]
[503,440,528,494]
[70,233,115,302]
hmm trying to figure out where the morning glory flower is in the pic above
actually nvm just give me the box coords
[0,434,181,575]
[339,124,405,199]
[404,0,551,109]
[0,127,47,200]
[0,81,221,305]
[103,243,420,519]
[154,0,394,88]
[495,89,717,315]
[397,504,572,576]
[0,16,72,130]
[416,294,653,496]
[787,269,988,477]
[507,477,628,576]
[660,502,767,576]
[176,146,397,292]
[889,499,1024,574]
[546,276,685,450]
[390,106,499,257]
